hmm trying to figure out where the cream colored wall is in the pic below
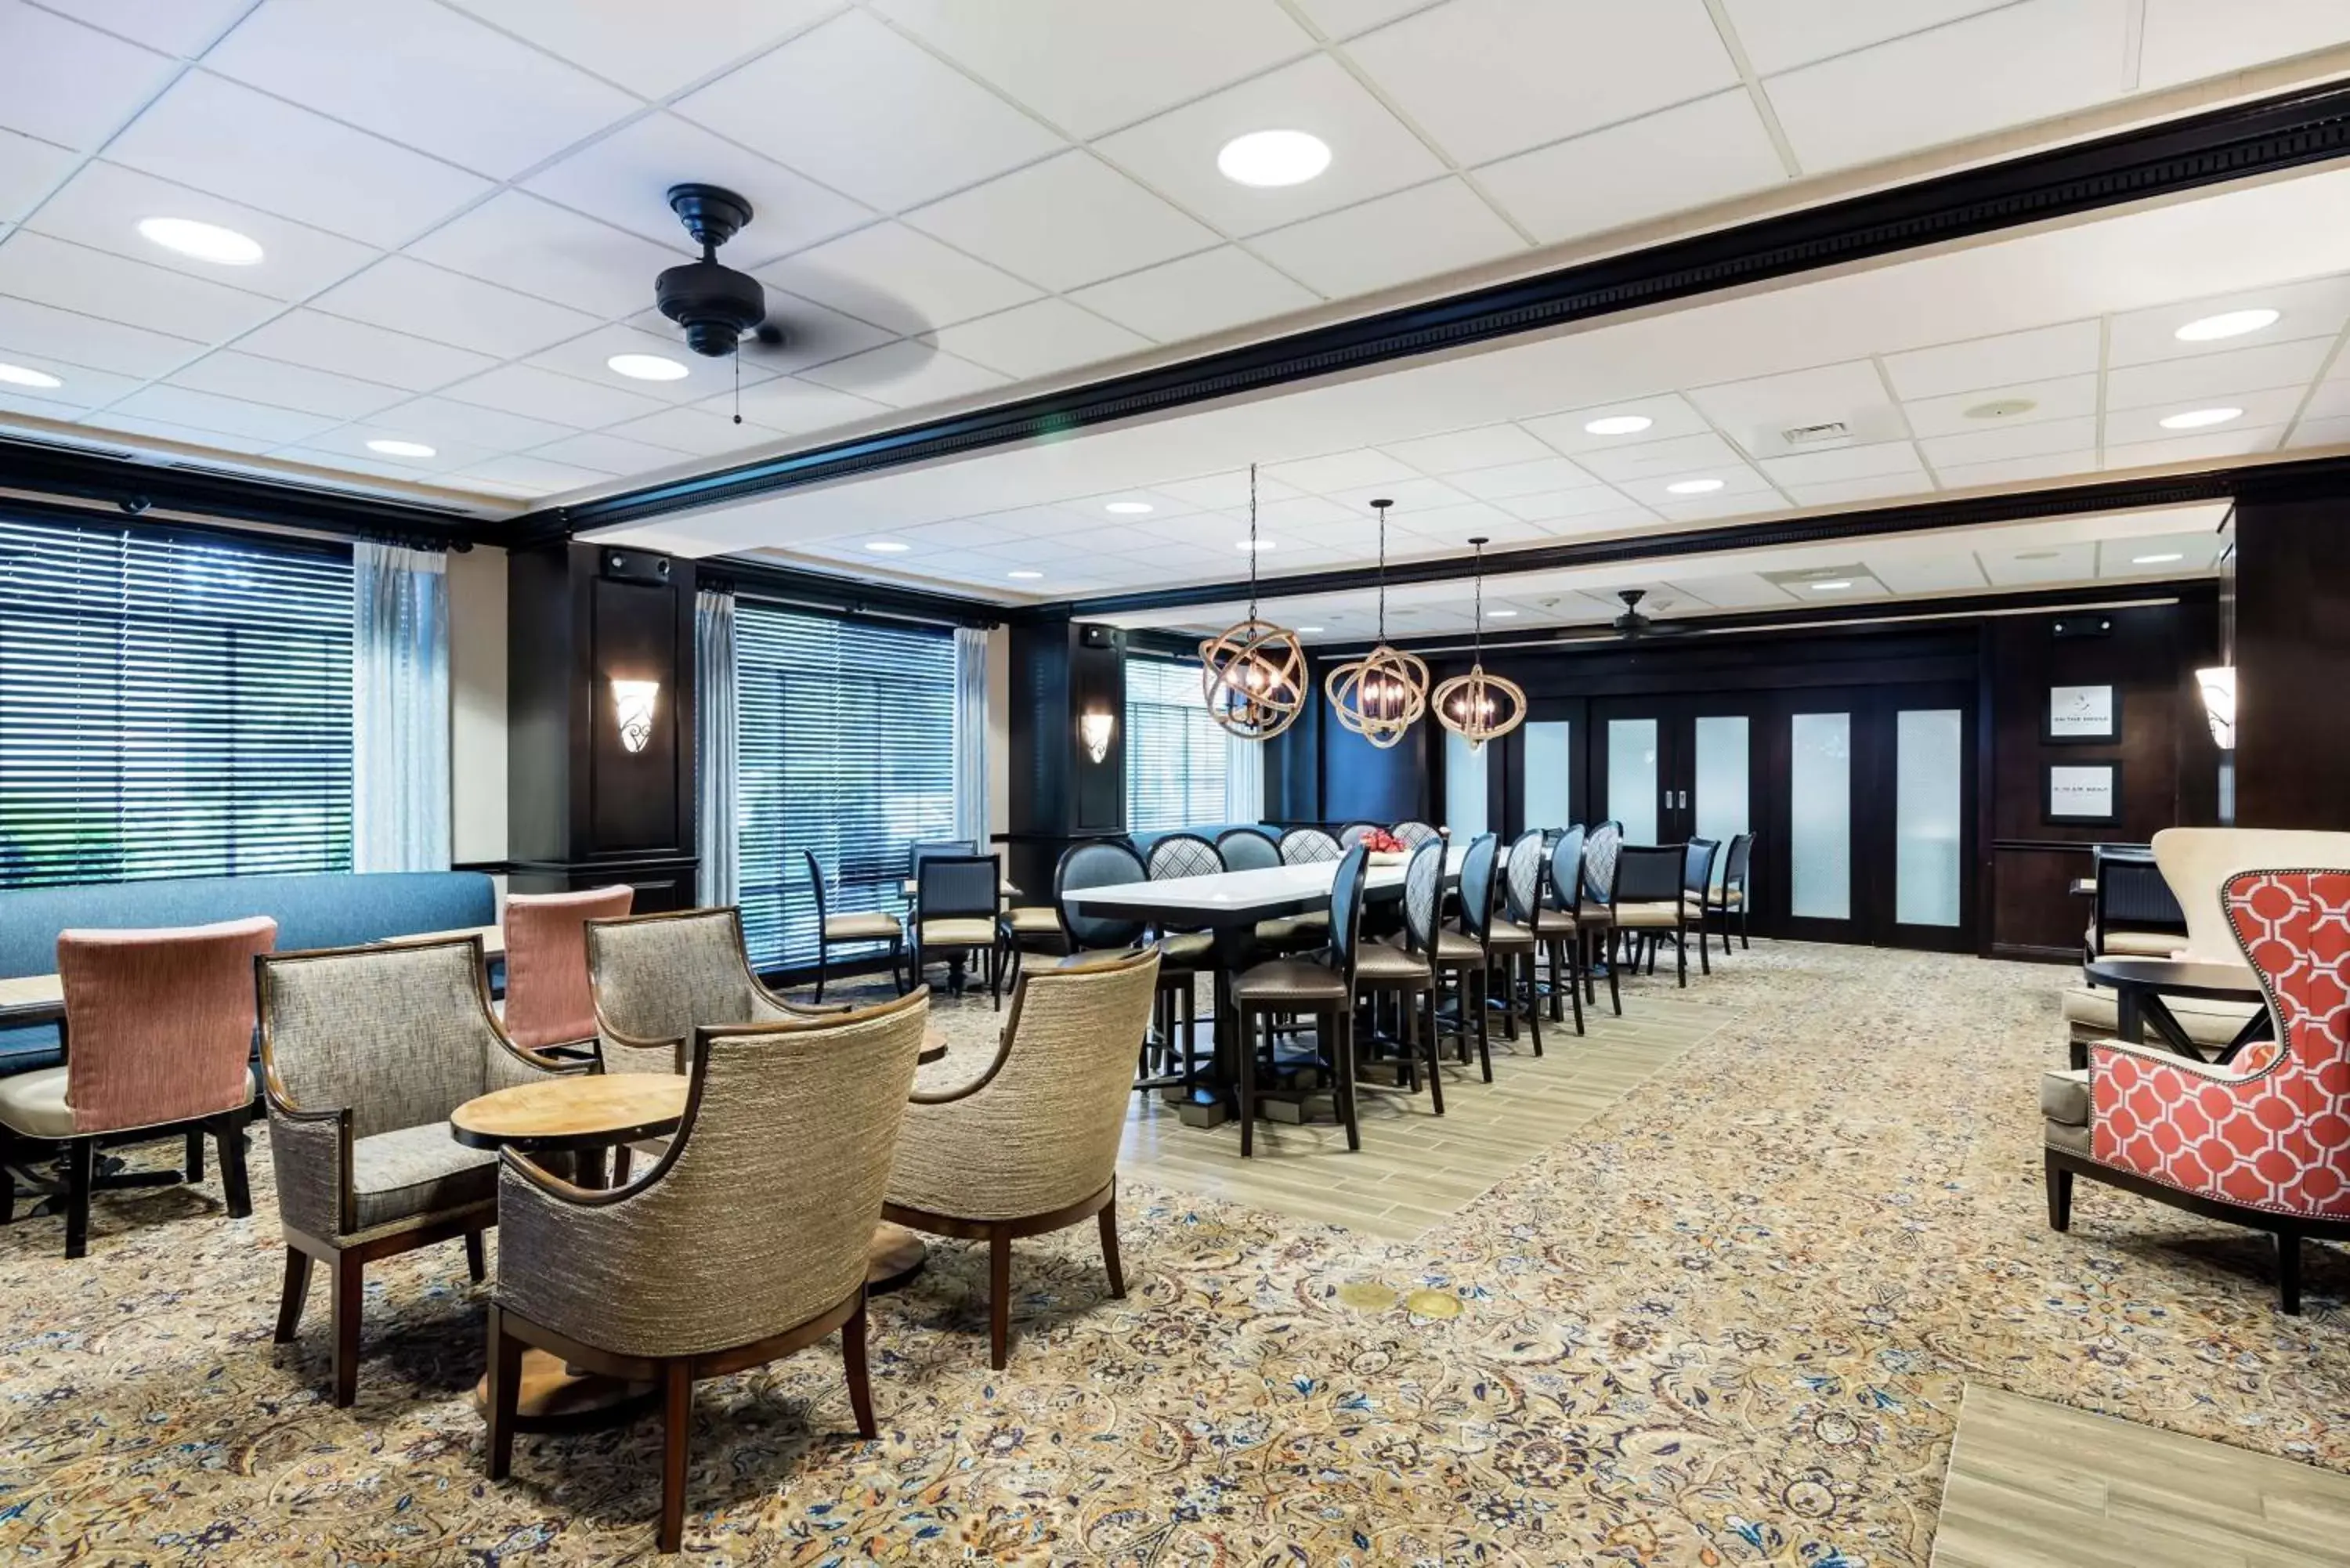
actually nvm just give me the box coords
[987,624,1011,836]
[446,546,508,866]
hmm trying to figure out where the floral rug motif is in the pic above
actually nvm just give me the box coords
[1,941,2345,1565]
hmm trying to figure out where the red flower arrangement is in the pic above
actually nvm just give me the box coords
[1361,828,1407,854]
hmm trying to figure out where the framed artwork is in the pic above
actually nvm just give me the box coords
[2045,761,2121,825]
[2044,683,2119,742]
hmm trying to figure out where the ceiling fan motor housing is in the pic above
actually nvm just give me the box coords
[656,182,766,357]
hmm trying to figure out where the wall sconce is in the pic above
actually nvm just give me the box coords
[1079,711,1115,764]
[2196,665,2235,750]
[611,678,660,753]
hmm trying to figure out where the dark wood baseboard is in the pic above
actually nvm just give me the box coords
[1992,943,2084,964]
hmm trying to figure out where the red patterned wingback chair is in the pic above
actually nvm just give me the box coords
[2043,868,2350,1313]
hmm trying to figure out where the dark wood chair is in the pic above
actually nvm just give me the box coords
[1610,844,1694,988]
[912,853,1011,1008]
[1533,824,1589,1035]
[1679,837,1721,974]
[1230,843,1372,1157]
[803,849,902,1001]
[1486,829,1549,1052]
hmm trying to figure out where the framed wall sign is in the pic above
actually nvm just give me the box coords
[2044,683,2118,742]
[2045,761,2121,825]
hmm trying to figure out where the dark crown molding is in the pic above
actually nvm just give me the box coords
[702,551,1005,627]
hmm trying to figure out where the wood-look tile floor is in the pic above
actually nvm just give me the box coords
[1932,1384,2350,1567]
[1116,984,1724,1239]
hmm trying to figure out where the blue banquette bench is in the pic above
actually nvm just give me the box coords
[0,871,497,1075]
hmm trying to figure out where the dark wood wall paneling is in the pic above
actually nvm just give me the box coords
[2232,495,2350,829]
[1001,621,1127,896]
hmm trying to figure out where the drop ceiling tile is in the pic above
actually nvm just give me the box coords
[525,323,754,406]
[104,384,338,445]
[1067,246,1318,343]
[0,294,202,378]
[0,2,176,150]
[1354,0,1737,166]
[78,410,276,454]
[2285,414,2350,450]
[1614,462,1777,507]
[453,453,617,493]
[1248,178,1524,301]
[1264,448,1421,493]
[1095,54,1445,237]
[27,160,378,302]
[1880,320,2101,400]
[1979,540,2096,586]
[1378,423,1555,475]
[236,309,498,394]
[442,0,841,98]
[675,11,1063,212]
[57,0,253,56]
[2097,532,2220,575]
[0,385,96,424]
[1253,496,1359,529]
[105,72,493,248]
[522,113,873,266]
[2103,338,2333,411]
[1495,485,1647,523]
[298,425,501,475]
[901,517,1032,551]
[2138,0,2350,89]
[907,153,1217,293]
[1325,476,1473,515]
[1718,0,2012,74]
[760,222,1039,336]
[1444,457,1597,500]
[1918,414,2099,468]
[2103,386,2306,444]
[1572,430,1747,482]
[1291,0,1437,38]
[2291,379,2350,422]
[1766,0,2130,172]
[1867,549,1990,594]
[1154,471,1306,510]
[1932,448,2099,489]
[407,191,681,319]
[0,350,141,409]
[201,0,641,181]
[1065,488,1209,520]
[716,374,895,434]
[529,430,696,476]
[2106,273,2350,367]
[1785,472,1927,507]
[1665,570,1800,608]
[1477,90,1786,247]
[606,403,786,456]
[1902,374,2099,439]
[166,350,410,421]
[1528,505,1662,538]
[1518,394,1712,455]
[0,129,75,225]
[1757,440,1927,486]
[873,0,1315,139]
[1686,359,1902,457]
[2103,424,2290,470]
[310,257,603,359]
[370,395,577,453]
[1382,500,1526,540]
[441,363,667,429]
[1653,491,1779,523]
[796,340,1008,409]
[0,231,278,341]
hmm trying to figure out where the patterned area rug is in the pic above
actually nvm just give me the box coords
[2,941,2346,1564]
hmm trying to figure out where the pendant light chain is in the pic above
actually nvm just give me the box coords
[1323,497,1428,749]
[1247,463,1260,621]
[1197,461,1305,740]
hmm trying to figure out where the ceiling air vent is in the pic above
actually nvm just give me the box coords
[1780,421,1849,446]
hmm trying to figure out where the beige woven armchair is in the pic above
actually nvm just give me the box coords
[584,907,837,1075]
[258,935,584,1407]
[884,947,1161,1368]
[486,988,931,1555]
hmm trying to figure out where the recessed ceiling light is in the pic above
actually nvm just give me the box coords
[607,352,689,381]
[1583,414,1653,436]
[2175,308,2279,342]
[1007,569,1044,580]
[2160,406,2243,430]
[2132,551,2185,565]
[1217,128,1331,187]
[1810,580,1853,591]
[1104,500,1153,515]
[0,362,63,389]
[865,540,910,553]
[1965,397,2037,420]
[2016,550,2059,561]
[1666,479,1726,495]
[1237,538,1274,551]
[137,216,263,266]
[365,438,435,457]
[1487,608,1517,618]
[1296,625,1324,634]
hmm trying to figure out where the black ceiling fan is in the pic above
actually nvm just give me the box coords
[1611,588,1692,640]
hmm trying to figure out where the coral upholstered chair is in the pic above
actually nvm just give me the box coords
[2044,867,2350,1313]
[500,886,634,1050]
[0,916,277,1257]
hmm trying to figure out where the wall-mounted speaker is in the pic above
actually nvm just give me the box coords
[602,548,673,587]
[2051,616,2113,639]
[1078,623,1119,649]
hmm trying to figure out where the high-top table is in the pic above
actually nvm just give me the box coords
[1064,846,1463,1126]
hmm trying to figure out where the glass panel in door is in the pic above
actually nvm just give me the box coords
[1788,711,1851,919]
[1691,714,1749,887]
[1607,717,1658,842]
[1522,720,1571,829]
[1444,727,1489,837]
[1894,708,1963,927]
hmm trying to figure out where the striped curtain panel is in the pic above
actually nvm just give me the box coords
[351,540,450,873]
[953,627,990,851]
[695,587,739,907]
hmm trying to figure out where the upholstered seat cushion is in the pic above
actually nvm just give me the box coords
[1354,942,1430,986]
[1252,916,1315,945]
[1614,900,1683,928]
[920,917,999,947]
[1434,929,1482,962]
[2059,985,2261,1046]
[349,1122,497,1231]
[1486,918,1535,949]
[1530,909,1578,935]
[1156,932,1215,967]
[2041,1068,2091,1154]
[1233,959,1349,1004]
[1686,888,1744,909]
[2084,924,2183,958]
[822,911,902,941]
[1003,905,1061,935]
[0,1062,255,1140]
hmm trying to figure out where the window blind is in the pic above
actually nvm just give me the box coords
[736,602,956,970]
[0,515,354,887]
[1124,655,1227,833]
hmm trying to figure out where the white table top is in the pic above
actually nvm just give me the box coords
[1065,844,1464,922]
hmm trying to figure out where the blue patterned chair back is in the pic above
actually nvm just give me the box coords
[1459,833,1499,941]
[1328,844,1370,983]
[1216,829,1279,872]
[1054,842,1147,951]
[1402,837,1444,952]
[1393,820,1441,849]
[1278,827,1341,865]
[1145,833,1222,881]
[1336,822,1379,849]
[1582,822,1622,905]
[1547,825,1586,911]
[1504,830,1546,923]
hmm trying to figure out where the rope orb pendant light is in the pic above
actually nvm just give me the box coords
[1434,536,1527,752]
[1198,464,1307,740]
[1323,499,1430,750]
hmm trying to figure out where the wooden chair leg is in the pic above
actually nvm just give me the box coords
[1474,970,1494,1084]
[2043,1153,2072,1231]
[2278,1231,2304,1316]
[1524,954,1543,1057]
[465,1230,487,1284]
[486,1303,522,1480]
[63,1138,92,1260]
[1422,987,1446,1115]
[813,940,829,1003]
[330,1257,363,1407]
[185,1127,204,1183]
[842,1292,877,1439]
[1498,956,1517,1041]
[1676,922,1688,987]
[989,1227,1014,1370]
[275,1246,313,1342]
[215,1115,251,1219]
[1098,1194,1126,1299]
[658,1362,692,1553]
[1605,938,1622,1016]
[1567,935,1585,1035]
[891,935,906,995]
[1333,1010,1360,1152]
[1238,1010,1257,1158]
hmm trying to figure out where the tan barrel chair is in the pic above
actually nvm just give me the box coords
[488,988,930,1554]
[882,948,1161,1368]
[584,907,838,1075]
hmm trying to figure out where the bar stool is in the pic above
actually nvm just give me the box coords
[1534,825,1588,1036]
[1054,841,1203,1090]
[1230,844,1370,1158]
[1484,830,1546,1053]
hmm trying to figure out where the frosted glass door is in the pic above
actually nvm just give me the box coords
[1607,718,1658,842]
[1692,716,1750,876]
[1788,712,1851,919]
[1894,708,1962,927]
[1444,728,1489,837]
[1522,721,1571,829]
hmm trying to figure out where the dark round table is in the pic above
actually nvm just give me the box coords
[2081,956,2270,1064]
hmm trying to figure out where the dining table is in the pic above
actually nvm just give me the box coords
[2080,956,2272,1066]
[1062,846,1463,1127]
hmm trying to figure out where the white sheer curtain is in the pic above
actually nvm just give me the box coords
[953,626,990,849]
[695,587,739,907]
[352,540,451,872]
[1224,729,1265,822]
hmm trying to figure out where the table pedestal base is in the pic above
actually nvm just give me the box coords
[472,1350,656,1433]
[866,1222,927,1295]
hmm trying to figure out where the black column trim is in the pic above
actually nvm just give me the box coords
[543,81,2350,534]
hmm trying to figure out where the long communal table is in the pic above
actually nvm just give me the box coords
[1063,846,1463,1126]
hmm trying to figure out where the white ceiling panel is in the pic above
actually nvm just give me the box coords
[1291,0,1436,40]
[872,0,1315,139]
[0,294,202,378]
[905,151,1217,292]
[1901,374,2099,439]
[760,222,1039,336]
[923,298,1151,381]
[1979,539,2096,585]
[797,339,1007,408]
[0,383,102,422]
[441,363,667,429]
[1249,178,1524,301]
[0,231,277,341]
[2103,338,2335,410]
[2105,273,2350,367]
[1068,246,1318,343]
[407,190,682,319]
[80,409,275,453]
[1918,414,2099,468]
[1611,460,1776,507]
[454,453,617,493]
[1264,447,1420,493]
[295,425,501,475]
[1718,0,2012,74]
[606,403,790,456]
[674,11,1062,212]
[1347,0,1737,166]
[1153,471,1305,510]
[0,128,78,226]
[104,71,491,247]
[1477,90,1787,247]
[441,0,842,99]
[201,0,639,181]
[368,394,577,453]
[2283,414,2350,449]
[1865,548,1989,595]
[2103,424,2288,470]
[309,257,602,359]
[2138,0,2350,90]
[1444,456,1596,500]
[2096,530,2222,575]
[26,160,377,302]
[0,352,140,410]
[529,430,696,475]
[715,374,894,434]
[1758,440,1928,486]
[1573,430,1749,482]
[525,323,760,405]
[1324,475,1472,515]
[1785,472,1925,507]
[1495,486,1655,524]
[105,383,335,445]
[166,350,409,420]
[2104,385,2305,443]
[2293,378,2350,423]
[1666,570,1799,608]
[1932,448,2100,490]
[1879,320,2101,400]
[1094,53,1445,236]
[1686,359,1903,456]
[1378,422,1555,475]
[1519,395,1714,455]
[61,0,255,58]
[235,309,498,394]
[0,2,176,150]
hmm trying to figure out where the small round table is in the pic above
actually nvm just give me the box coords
[2081,956,2270,1065]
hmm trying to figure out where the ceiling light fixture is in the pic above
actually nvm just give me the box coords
[2132,551,2185,565]
[1487,608,1517,617]
[1007,569,1044,580]
[607,352,689,381]
[1583,414,1653,436]
[366,438,435,457]
[1104,500,1153,515]
[1198,463,1306,742]
[137,216,263,265]
[0,362,63,389]
[1434,537,1528,753]
[865,540,909,553]
[1325,499,1430,750]
[1810,580,1853,591]
[1666,478,1726,495]
[2160,406,2243,430]
[1965,398,2037,420]
[1217,128,1332,188]
[2175,309,2279,342]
